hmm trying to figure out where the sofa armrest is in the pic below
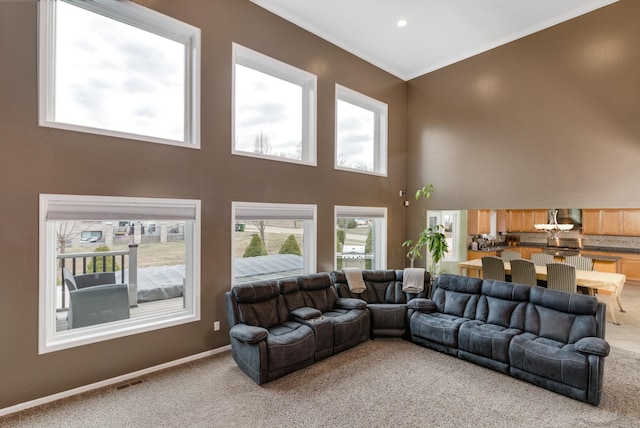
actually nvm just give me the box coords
[407,298,436,313]
[291,307,323,320]
[575,337,610,357]
[230,324,269,344]
[336,297,367,310]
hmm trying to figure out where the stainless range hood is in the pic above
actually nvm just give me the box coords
[550,209,582,227]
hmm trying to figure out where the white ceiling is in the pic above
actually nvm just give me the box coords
[250,0,619,81]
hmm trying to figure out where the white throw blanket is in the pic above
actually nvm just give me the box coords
[343,267,366,293]
[402,268,425,293]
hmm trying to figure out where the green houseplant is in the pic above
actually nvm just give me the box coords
[402,184,449,275]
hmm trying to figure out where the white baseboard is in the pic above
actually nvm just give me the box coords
[0,345,231,417]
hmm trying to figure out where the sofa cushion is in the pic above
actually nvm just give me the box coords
[410,312,469,347]
[368,303,408,331]
[266,321,316,375]
[458,320,521,364]
[298,273,339,312]
[509,333,590,390]
[233,281,290,328]
[431,274,482,318]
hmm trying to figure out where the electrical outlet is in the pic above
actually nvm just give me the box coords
[214,321,220,331]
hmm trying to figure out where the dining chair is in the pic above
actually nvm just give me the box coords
[565,255,594,271]
[530,252,554,267]
[546,263,577,294]
[500,250,522,262]
[510,259,537,287]
[481,256,506,281]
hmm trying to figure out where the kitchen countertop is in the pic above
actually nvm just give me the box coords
[472,243,633,261]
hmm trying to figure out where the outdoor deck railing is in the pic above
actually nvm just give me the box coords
[56,243,138,309]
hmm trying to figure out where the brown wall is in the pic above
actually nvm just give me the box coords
[406,0,640,224]
[0,0,406,408]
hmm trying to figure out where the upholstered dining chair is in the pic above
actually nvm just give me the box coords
[510,259,537,287]
[565,255,594,271]
[530,252,554,267]
[481,256,506,281]
[546,263,577,294]
[500,250,522,262]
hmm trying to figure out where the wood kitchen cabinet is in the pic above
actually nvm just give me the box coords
[506,210,547,232]
[582,209,640,236]
[620,253,640,282]
[468,209,490,235]
[622,210,640,236]
[581,209,602,235]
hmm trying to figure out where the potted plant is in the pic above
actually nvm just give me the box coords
[402,184,449,275]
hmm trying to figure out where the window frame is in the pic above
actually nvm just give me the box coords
[335,84,388,176]
[38,0,201,148]
[334,205,387,270]
[232,43,317,165]
[39,194,201,354]
[231,201,317,286]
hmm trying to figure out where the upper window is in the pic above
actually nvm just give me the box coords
[38,0,201,148]
[39,194,201,354]
[232,202,317,285]
[335,85,388,176]
[335,206,387,270]
[233,44,317,165]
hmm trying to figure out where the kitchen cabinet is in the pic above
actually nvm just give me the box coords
[496,210,507,232]
[468,209,490,235]
[620,253,640,282]
[622,210,640,236]
[582,209,640,236]
[467,250,496,260]
[602,210,622,235]
[581,209,601,235]
[506,210,547,232]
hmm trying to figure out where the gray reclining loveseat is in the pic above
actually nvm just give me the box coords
[225,273,369,384]
[331,269,430,338]
[410,274,610,405]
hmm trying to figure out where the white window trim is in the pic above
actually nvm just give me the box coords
[39,194,201,354]
[231,201,317,286]
[335,84,388,177]
[334,205,387,270]
[232,43,317,166]
[38,0,201,148]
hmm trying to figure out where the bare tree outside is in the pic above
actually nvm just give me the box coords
[254,130,271,154]
[56,221,92,254]
[254,221,267,250]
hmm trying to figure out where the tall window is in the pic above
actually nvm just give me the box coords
[335,206,387,270]
[232,202,316,285]
[39,0,201,147]
[233,43,317,165]
[39,195,201,353]
[335,85,388,176]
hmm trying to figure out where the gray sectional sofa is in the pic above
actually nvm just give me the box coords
[331,269,430,338]
[225,270,610,406]
[410,274,610,405]
[225,273,369,384]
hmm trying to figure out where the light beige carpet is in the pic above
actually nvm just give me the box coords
[3,338,640,427]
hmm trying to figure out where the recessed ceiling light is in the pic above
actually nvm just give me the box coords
[397,19,407,28]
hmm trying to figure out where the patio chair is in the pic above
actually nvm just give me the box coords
[63,267,130,329]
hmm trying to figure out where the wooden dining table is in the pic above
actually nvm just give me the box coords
[457,258,627,324]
